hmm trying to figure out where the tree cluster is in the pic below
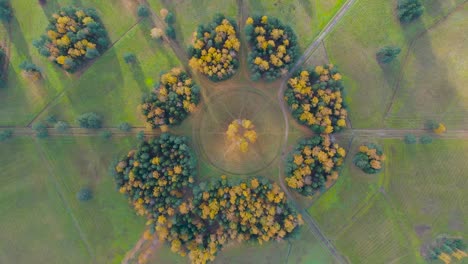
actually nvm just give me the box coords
[112,135,303,264]
[188,15,240,82]
[285,135,346,196]
[33,6,109,72]
[140,68,200,129]
[112,134,196,224]
[376,46,401,64]
[284,65,348,134]
[226,119,257,153]
[353,143,385,174]
[76,112,102,129]
[397,0,424,23]
[245,15,299,81]
[424,236,466,263]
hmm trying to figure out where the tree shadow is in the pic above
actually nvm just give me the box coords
[128,58,148,93]
[40,0,61,18]
[8,14,32,61]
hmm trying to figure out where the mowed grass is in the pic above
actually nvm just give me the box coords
[383,139,468,245]
[324,0,465,128]
[0,138,90,263]
[37,136,146,264]
[0,1,139,126]
[35,22,181,126]
[245,0,346,49]
[386,4,468,129]
[158,0,238,47]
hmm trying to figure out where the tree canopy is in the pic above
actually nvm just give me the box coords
[141,68,200,129]
[353,143,385,174]
[76,112,102,129]
[188,14,240,82]
[376,46,401,64]
[245,15,299,81]
[285,135,346,196]
[397,0,424,23]
[284,65,348,134]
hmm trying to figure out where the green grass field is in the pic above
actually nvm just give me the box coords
[385,3,468,129]
[323,0,466,128]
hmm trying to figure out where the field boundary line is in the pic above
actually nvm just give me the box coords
[383,2,467,121]
[34,139,95,260]
[26,19,144,128]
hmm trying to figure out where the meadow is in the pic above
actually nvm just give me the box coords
[0,0,466,263]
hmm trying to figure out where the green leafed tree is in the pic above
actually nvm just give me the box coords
[376,46,401,64]
[397,0,424,23]
[76,112,102,129]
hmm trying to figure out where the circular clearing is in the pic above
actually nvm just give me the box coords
[194,88,285,175]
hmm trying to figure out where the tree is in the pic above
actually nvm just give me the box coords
[397,0,424,23]
[32,121,48,138]
[118,122,132,132]
[45,115,57,124]
[0,47,6,88]
[376,46,401,64]
[100,130,112,139]
[420,135,433,144]
[165,26,176,39]
[0,0,11,22]
[434,123,446,135]
[150,27,164,39]
[136,130,145,141]
[0,129,12,142]
[76,112,102,129]
[137,4,150,18]
[165,11,175,24]
[54,121,69,133]
[77,187,93,201]
[159,8,169,20]
[19,60,41,79]
[123,52,137,64]
[404,134,417,144]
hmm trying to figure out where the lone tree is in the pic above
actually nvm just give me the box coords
[0,0,11,22]
[0,129,12,142]
[76,112,102,129]
[118,122,131,132]
[19,60,42,80]
[77,187,93,201]
[123,52,137,64]
[397,0,424,23]
[404,134,417,144]
[137,4,149,18]
[376,46,401,64]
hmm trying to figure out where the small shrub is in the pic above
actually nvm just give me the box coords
[397,0,424,23]
[404,134,417,144]
[123,52,137,64]
[118,122,132,132]
[77,187,93,201]
[76,112,102,129]
[376,46,401,64]
[0,129,13,142]
[420,135,433,144]
[54,121,69,133]
[137,4,150,18]
[100,130,112,139]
